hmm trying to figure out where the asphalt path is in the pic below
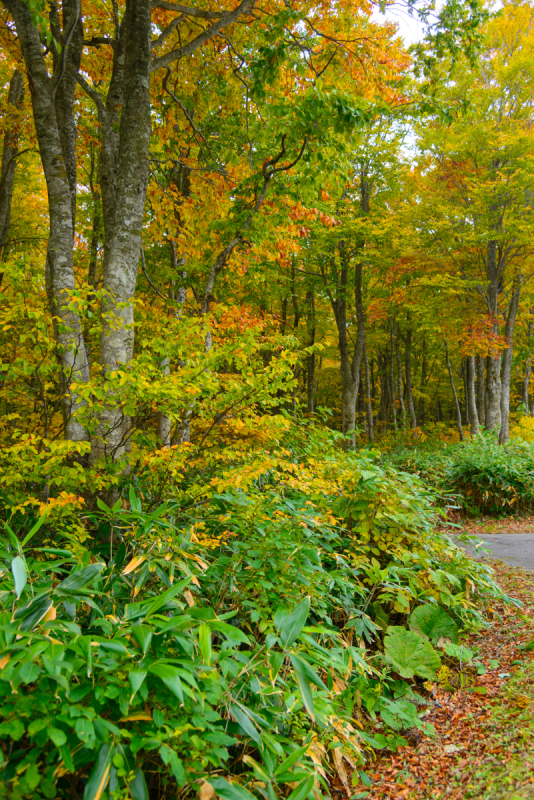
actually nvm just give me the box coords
[456,533,534,571]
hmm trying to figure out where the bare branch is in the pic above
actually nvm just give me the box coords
[150,0,254,72]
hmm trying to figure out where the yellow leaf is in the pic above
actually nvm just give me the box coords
[122,556,146,575]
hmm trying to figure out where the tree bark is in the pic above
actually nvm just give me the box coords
[95,0,152,458]
[499,278,521,444]
[389,321,397,431]
[306,289,316,413]
[445,342,464,442]
[476,354,486,427]
[0,69,24,265]
[5,0,90,443]
[363,339,374,443]
[466,354,480,436]
[394,322,407,430]
[405,327,417,430]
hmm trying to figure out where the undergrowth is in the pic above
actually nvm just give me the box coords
[0,421,511,799]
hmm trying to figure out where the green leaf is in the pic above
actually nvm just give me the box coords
[230,705,261,743]
[211,620,250,644]
[57,563,104,595]
[289,654,315,721]
[11,556,27,598]
[47,727,67,747]
[287,775,314,800]
[209,777,257,800]
[21,514,46,546]
[15,595,53,632]
[159,745,186,785]
[131,625,152,654]
[275,597,310,648]
[384,627,441,680]
[442,642,474,662]
[129,767,149,800]
[148,663,184,702]
[409,605,458,643]
[199,621,212,665]
[83,743,113,800]
[274,745,310,778]
[129,669,147,700]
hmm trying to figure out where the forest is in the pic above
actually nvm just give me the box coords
[1,0,534,796]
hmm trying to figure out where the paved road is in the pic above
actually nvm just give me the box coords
[457,533,534,571]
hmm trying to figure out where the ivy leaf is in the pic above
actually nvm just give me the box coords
[409,604,459,643]
[384,626,441,680]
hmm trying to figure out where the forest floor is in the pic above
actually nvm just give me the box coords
[350,558,534,800]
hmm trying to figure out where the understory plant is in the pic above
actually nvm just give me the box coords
[0,420,510,800]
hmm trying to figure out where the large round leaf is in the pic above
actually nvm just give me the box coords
[384,626,441,680]
[409,604,458,643]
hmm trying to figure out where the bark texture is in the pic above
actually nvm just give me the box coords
[5,0,90,443]
[0,69,24,262]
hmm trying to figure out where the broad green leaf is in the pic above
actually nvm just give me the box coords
[288,653,327,690]
[11,556,27,598]
[199,621,212,664]
[83,743,113,800]
[47,727,67,747]
[443,641,474,662]
[409,604,458,643]
[148,663,184,702]
[16,595,53,632]
[131,625,152,654]
[275,597,310,648]
[209,777,257,800]
[384,626,441,680]
[21,514,46,546]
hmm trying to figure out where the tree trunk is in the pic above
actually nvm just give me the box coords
[306,289,315,413]
[6,0,90,443]
[389,321,397,432]
[0,69,24,266]
[485,354,502,432]
[394,323,407,430]
[445,342,464,442]
[499,278,521,444]
[476,354,486,427]
[95,0,152,458]
[405,328,417,430]
[364,340,374,444]
[466,354,480,436]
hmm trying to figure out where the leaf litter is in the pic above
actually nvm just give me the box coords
[345,559,534,800]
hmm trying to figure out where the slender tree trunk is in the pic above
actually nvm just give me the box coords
[389,321,397,432]
[395,324,406,430]
[0,69,24,266]
[405,328,417,430]
[485,354,502,432]
[364,340,374,444]
[306,289,315,413]
[499,278,521,444]
[466,354,480,436]
[476,354,486,427]
[6,0,90,443]
[445,342,464,442]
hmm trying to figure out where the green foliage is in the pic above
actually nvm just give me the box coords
[409,604,459,643]
[383,627,441,680]
[383,432,534,516]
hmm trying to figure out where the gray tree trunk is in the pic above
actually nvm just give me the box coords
[499,279,521,444]
[5,0,90,443]
[0,69,24,264]
[394,322,407,430]
[405,328,417,430]
[95,0,152,458]
[363,340,374,443]
[466,355,480,436]
[445,343,464,442]
[476,354,486,427]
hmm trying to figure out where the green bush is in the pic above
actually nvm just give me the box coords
[0,430,511,799]
[382,433,534,516]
